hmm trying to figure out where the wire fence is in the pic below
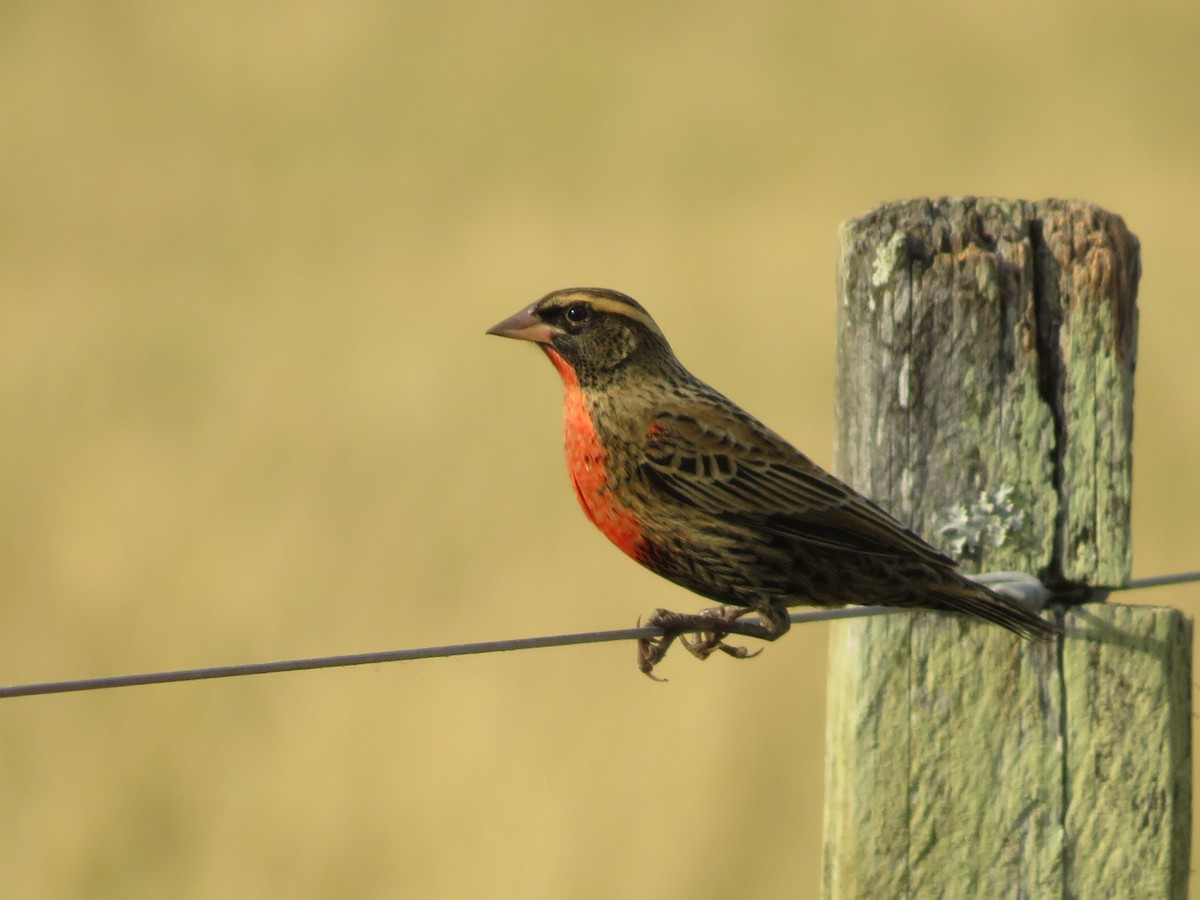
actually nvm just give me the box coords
[2,571,1198,700]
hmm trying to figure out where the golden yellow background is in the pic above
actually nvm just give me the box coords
[2,2,1198,896]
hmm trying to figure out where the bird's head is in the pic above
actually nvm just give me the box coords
[487,288,674,385]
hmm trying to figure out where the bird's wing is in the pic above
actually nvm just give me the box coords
[639,408,956,564]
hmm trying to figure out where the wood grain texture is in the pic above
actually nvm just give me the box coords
[1061,605,1192,898]
[823,198,1189,898]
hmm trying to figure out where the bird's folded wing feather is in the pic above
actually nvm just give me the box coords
[639,409,957,565]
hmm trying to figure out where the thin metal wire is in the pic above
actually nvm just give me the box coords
[1120,571,1200,590]
[0,605,892,699]
[2,570,1197,700]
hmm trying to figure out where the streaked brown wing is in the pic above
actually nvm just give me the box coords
[639,409,956,565]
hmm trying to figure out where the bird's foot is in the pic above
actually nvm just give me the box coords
[679,605,763,662]
[638,605,769,678]
[637,608,686,680]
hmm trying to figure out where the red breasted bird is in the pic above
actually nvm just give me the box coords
[488,288,1057,676]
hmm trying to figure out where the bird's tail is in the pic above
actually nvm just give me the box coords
[927,576,1059,641]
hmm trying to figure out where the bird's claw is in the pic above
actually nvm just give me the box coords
[637,644,670,682]
[718,641,762,661]
[679,631,759,662]
[637,608,682,679]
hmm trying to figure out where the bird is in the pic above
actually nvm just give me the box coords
[487,287,1058,677]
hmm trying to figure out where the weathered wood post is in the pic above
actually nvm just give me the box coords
[823,198,1191,897]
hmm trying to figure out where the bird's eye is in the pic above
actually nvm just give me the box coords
[564,303,590,325]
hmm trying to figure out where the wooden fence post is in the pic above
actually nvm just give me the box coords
[822,198,1191,897]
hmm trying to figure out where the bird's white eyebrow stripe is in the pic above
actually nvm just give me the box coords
[586,296,665,338]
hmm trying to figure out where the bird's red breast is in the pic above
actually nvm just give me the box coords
[542,345,646,562]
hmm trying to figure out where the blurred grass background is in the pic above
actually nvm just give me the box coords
[2,1,1198,896]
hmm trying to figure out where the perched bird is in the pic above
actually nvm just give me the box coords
[488,287,1057,677]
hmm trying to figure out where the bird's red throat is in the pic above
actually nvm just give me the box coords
[541,346,645,561]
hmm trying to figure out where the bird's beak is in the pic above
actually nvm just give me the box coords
[486,305,561,344]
